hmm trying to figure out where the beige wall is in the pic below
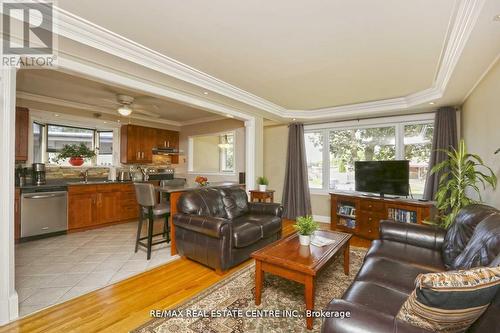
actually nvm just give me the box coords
[192,135,220,172]
[462,59,500,208]
[177,119,245,183]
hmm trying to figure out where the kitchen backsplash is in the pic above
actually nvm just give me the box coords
[45,166,110,179]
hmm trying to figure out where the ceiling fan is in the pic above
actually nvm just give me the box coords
[113,94,162,118]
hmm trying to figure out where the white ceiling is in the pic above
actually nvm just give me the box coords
[16,69,219,124]
[57,0,457,110]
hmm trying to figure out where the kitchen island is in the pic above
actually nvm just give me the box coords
[155,182,244,255]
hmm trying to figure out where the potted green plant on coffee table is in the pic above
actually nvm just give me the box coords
[257,176,269,192]
[431,139,497,228]
[294,216,319,246]
[53,143,96,166]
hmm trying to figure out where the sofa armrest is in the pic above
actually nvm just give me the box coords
[173,214,230,238]
[321,300,433,333]
[379,220,446,250]
[248,202,283,217]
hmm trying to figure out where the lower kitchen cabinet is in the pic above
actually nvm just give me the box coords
[68,183,139,231]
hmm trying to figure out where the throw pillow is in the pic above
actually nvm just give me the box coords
[396,266,500,333]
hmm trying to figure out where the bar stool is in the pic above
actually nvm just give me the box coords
[134,183,170,260]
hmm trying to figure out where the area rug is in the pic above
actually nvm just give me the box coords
[132,247,366,333]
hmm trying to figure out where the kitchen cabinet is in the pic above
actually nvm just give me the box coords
[96,185,123,224]
[15,188,20,241]
[15,107,29,162]
[68,186,98,229]
[121,124,179,164]
[68,184,139,231]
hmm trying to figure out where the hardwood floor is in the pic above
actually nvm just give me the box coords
[1,220,370,333]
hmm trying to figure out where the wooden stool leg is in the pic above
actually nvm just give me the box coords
[135,208,144,253]
[165,214,171,243]
[147,210,154,260]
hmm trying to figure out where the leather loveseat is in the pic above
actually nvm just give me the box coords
[173,186,283,272]
[322,204,500,333]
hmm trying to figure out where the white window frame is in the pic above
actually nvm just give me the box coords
[187,130,237,175]
[305,113,436,195]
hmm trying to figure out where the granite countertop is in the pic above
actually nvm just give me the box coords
[17,178,134,191]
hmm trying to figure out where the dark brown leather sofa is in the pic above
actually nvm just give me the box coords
[173,186,283,272]
[322,204,500,333]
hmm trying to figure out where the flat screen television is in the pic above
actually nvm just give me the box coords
[355,160,410,197]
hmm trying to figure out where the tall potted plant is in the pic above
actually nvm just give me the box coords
[257,176,269,192]
[293,216,318,246]
[431,139,497,228]
[53,143,96,166]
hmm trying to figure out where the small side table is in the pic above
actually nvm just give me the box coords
[249,190,275,203]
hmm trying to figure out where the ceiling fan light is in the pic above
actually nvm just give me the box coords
[118,105,132,116]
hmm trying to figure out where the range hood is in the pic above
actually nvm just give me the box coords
[152,147,183,155]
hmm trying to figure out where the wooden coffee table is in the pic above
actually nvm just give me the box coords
[251,230,352,330]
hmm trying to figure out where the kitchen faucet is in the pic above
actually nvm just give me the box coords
[80,169,89,183]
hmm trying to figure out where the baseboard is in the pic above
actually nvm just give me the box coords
[313,215,330,224]
[9,291,18,321]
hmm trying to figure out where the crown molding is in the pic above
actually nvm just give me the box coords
[48,0,484,121]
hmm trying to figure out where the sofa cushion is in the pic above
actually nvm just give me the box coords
[356,256,443,294]
[218,187,249,220]
[231,221,262,248]
[396,266,500,333]
[442,204,498,268]
[452,214,500,270]
[177,188,226,218]
[343,281,409,317]
[365,240,445,271]
[233,214,281,238]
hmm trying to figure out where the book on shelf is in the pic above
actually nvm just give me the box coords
[337,204,356,217]
[388,208,417,223]
[338,217,356,229]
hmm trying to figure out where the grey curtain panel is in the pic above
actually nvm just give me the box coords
[282,123,312,219]
[423,107,458,200]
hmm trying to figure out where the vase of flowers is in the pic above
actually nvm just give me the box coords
[257,176,269,192]
[195,176,208,186]
[53,143,96,166]
[293,216,318,246]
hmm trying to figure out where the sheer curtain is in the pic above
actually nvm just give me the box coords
[282,123,312,219]
[423,107,458,200]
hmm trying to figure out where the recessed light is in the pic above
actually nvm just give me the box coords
[429,102,435,105]
[103,121,107,124]
[292,118,296,121]
[493,14,500,21]
[226,114,234,118]
[117,119,121,123]
[203,91,209,95]
[54,114,59,117]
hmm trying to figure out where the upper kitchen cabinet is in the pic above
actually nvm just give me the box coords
[120,124,179,164]
[15,107,29,162]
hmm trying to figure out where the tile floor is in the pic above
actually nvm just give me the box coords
[15,221,177,317]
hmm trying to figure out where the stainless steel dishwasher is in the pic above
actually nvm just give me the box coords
[21,186,68,239]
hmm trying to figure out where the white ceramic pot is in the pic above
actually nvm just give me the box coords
[299,234,311,246]
[258,184,267,192]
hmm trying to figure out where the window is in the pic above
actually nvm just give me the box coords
[47,124,94,165]
[32,122,44,163]
[305,132,323,189]
[96,131,113,166]
[305,116,434,198]
[220,134,235,172]
[328,127,396,191]
[404,123,434,197]
[189,132,236,173]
